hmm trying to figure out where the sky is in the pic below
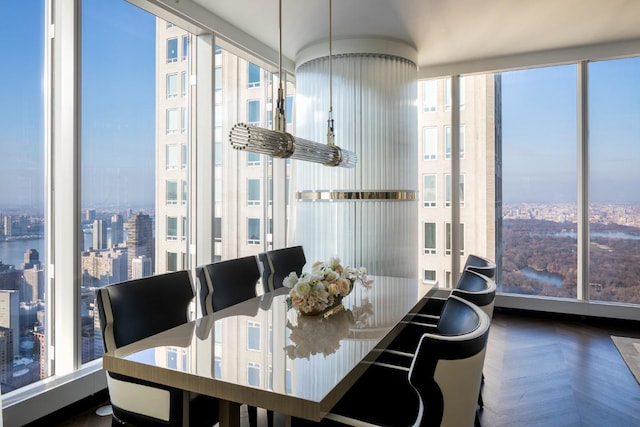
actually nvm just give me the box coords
[1,1,639,211]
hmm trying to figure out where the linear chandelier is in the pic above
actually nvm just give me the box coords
[229,0,357,168]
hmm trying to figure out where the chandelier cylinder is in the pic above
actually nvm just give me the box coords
[230,123,357,168]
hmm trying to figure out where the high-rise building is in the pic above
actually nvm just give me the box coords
[92,219,108,250]
[81,248,128,287]
[111,214,124,246]
[131,255,153,279]
[126,213,153,279]
[0,290,20,364]
[2,215,12,237]
[85,209,96,223]
[417,76,497,287]
[22,249,41,269]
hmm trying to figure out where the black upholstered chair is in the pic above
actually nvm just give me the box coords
[200,255,273,427]
[412,268,497,325]
[464,253,497,279]
[203,255,261,312]
[258,246,306,293]
[396,268,496,417]
[96,270,219,427]
[293,295,491,427]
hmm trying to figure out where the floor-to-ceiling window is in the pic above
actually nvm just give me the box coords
[81,0,158,364]
[0,0,49,393]
[588,57,640,304]
[500,65,578,297]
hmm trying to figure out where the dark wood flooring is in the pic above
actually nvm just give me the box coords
[25,309,640,427]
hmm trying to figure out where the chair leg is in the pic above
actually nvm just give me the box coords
[247,405,258,427]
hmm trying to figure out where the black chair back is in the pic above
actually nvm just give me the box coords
[453,268,497,313]
[97,270,194,352]
[463,253,496,279]
[258,246,306,293]
[204,255,260,313]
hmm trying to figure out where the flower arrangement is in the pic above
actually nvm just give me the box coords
[284,257,372,316]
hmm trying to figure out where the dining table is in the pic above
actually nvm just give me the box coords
[101,275,436,427]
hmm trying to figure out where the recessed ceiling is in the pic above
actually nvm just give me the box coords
[190,0,640,70]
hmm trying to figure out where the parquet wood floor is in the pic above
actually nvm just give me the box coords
[24,309,640,427]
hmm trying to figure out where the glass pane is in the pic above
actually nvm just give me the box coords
[0,0,48,391]
[500,65,578,297]
[588,57,640,305]
[81,3,192,365]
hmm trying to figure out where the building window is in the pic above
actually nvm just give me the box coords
[423,126,437,160]
[214,217,222,242]
[422,79,436,112]
[214,356,222,378]
[215,67,222,95]
[423,174,436,207]
[286,95,294,124]
[166,144,179,169]
[444,125,465,159]
[248,62,261,88]
[248,179,260,206]
[167,216,178,241]
[247,321,260,350]
[247,362,260,386]
[167,252,178,272]
[445,223,465,256]
[215,142,222,166]
[181,35,188,61]
[424,269,436,282]
[247,100,260,125]
[445,174,465,207]
[166,108,179,134]
[181,180,188,205]
[445,76,465,111]
[248,218,260,245]
[247,151,260,166]
[181,143,188,168]
[166,181,178,205]
[167,37,178,63]
[181,216,187,241]
[181,107,187,133]
[181,71,188,97]
[424,222,436,255]
[166,73,178,98]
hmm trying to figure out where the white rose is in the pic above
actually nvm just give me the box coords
[282,272,299,288]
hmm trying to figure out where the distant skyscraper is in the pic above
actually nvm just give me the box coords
[2,215,12,237]
[92,219,108,250]
[126,213,153,279]
[86,209,96,223]
[81,248,127,287]
[131,255,153,279]
[23,249,41,270]
[111,214,124,246]
[0,290,20,362]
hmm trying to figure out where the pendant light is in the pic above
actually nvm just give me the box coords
[229,0,357,168]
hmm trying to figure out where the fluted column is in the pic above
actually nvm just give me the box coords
[291,39,418,277]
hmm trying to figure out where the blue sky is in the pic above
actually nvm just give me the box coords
[1,1,639,210]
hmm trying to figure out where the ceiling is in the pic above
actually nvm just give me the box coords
[187,0,640,72]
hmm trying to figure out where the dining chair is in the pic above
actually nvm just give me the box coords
[394,268,496,417]
[292,295,491,427]
[464,254,497,279]
[201,255,274,427]
[258,245,306,293]
[96,270,219,427]
[411,269,497,325]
